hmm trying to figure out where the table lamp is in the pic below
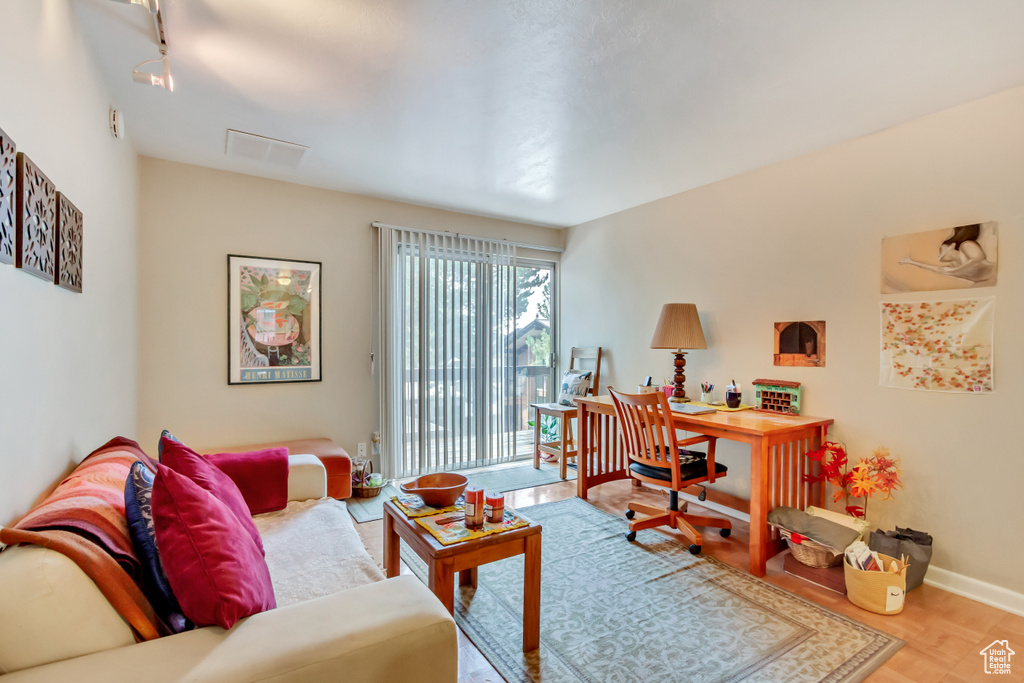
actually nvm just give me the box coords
[650,303,707,402]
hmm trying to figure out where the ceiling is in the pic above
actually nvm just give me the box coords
[75,0,1024,228]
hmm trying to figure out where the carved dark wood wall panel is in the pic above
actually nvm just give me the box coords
[0,126,15,265]
[16,152,56,281]
[56,192,83,292]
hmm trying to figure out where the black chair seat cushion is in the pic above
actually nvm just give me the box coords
[629,449,727,483]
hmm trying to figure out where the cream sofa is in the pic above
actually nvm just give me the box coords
[0,451,457,682]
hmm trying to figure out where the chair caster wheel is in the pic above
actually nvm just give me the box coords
[625,509,635,520]
[719,528,731,538]
[688,544,701,555]
[625,531,637,542]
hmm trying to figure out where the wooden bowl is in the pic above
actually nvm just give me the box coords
[400,473,469,508]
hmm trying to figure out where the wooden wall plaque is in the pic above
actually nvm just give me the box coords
[56,192,83,292]
[15,152,56,281]
[0,126,15,265]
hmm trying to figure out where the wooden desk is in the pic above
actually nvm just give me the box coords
[382,500,542,652]
[575,395,833,577]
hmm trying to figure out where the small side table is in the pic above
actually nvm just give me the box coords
[382,499,542,652]
[530,402,579,480]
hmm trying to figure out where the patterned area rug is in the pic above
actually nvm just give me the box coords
[465,460,577,491]
[347,461,576,523]
[404,498,903,683]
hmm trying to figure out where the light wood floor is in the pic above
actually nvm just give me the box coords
[354,476,1024,683]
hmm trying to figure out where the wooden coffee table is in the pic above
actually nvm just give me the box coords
[382,499,542,652]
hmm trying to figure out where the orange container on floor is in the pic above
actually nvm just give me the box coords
[844,553,908,615]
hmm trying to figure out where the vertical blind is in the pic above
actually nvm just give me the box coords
[378,226,518,479]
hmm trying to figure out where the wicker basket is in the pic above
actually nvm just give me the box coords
[778,528,843,568]
[844,552,907,615]
[351,460,387,499]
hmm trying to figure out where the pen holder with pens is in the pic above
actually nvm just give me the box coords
[662,378,675,398]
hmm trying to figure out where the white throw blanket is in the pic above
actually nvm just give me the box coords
[254,499,384,607]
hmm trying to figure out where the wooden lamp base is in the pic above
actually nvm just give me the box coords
[670,350,690,402]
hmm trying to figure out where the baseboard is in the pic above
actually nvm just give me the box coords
[924,565,1024,617]
[648,483,1022,617]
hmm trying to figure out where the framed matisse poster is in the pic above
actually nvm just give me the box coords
[228,254,321,385]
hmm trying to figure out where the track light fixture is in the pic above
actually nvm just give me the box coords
[132,56,174,92]
[110,0,173,91]
[110,0,159,14]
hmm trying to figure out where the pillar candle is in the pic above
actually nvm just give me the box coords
[464,487,484,528]
[485,493,505,524]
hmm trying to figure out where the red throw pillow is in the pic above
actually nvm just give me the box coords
[151,463,276,630]
[159,437,264,554]
[205,448,289,515]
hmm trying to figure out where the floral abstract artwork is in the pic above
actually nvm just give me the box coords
[228,255,321,384]
[880,298,993,392]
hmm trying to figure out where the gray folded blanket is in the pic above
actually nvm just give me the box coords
[767,506,860,553]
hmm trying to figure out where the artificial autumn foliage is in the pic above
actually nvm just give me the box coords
[805,442,903,519]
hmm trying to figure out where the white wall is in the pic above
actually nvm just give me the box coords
[0,1,139,524]
[561,85,1024,594]
[137,158,562,461]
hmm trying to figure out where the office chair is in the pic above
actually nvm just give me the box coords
[610,388,732,555]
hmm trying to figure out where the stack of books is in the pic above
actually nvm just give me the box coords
[845,541,900,573]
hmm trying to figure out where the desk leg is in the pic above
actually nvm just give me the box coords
[749,437,770,577]
[561,411,569,481]
[576,403,589,499]
[459,567,477,587]
[429,557,455,616]
[559,414,569,480]
[383,510,400,578]
[533,408,541,470]
[523,533,541,652]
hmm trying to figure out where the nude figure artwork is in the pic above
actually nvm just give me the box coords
[881,222,997,294]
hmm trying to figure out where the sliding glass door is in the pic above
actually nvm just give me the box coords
[379,228,517,478]
[514,261,556,458]
[379,227,559,477]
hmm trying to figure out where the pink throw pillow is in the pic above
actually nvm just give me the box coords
[205,448,289,515]
[159,437,264,554]
[151,463,276,629]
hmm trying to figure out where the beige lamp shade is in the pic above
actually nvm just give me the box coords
[650,303,707,350]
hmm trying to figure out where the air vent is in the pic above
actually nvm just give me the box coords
[225,129,308,169]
